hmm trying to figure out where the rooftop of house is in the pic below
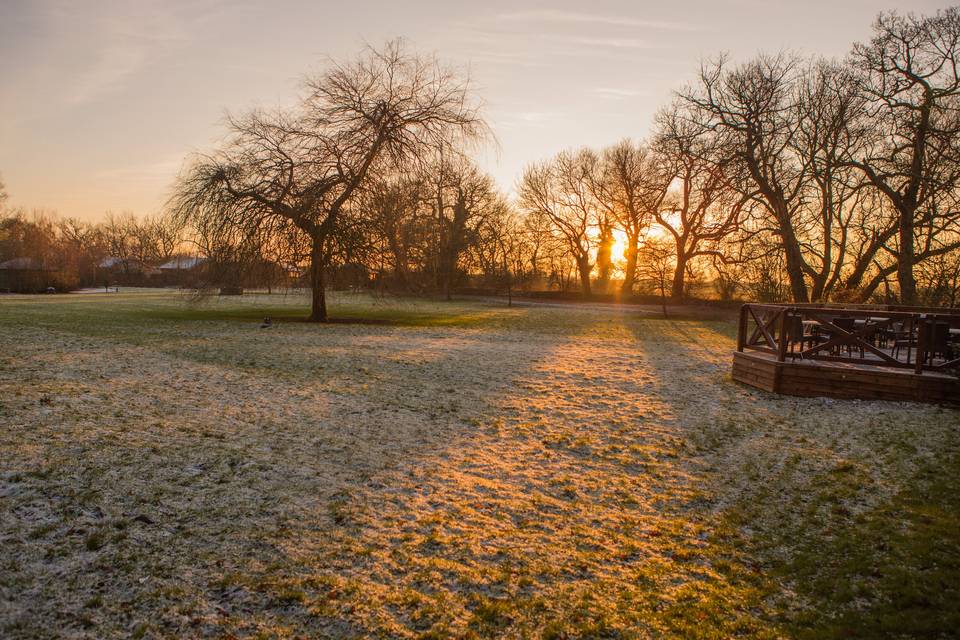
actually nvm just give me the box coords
[0,257,45,270]
[158,256,206,270]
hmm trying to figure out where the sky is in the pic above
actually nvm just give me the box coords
[0,0,953,220]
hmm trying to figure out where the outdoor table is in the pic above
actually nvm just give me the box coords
[802,319,821,336]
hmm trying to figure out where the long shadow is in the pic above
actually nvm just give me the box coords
[0,294,561,638]
[232,312,789,637]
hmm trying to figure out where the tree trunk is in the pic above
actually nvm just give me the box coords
[670,252,688,301]
[753,173,809,302]
[437,241,455,301]
[308,235,327,322]
[577,256,592,296]
[620,234,639,295]
[898,208,917,304]
[778,221,809,303]
[595,225,614,293]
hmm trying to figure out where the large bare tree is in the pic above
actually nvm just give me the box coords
[171,41,484,321]
[849,8,960,303]
[680,54,816,302]
[427,154,503,300]
[680,54,881,303]
[792,60,874,301]
[365,173,429,291]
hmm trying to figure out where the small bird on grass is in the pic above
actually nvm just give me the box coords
[260,317,273,329]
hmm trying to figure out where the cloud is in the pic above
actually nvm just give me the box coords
[590,87,650,98]
[492,110,565,129]
[553,36,652,50]
[20,2,189,109]
[94,157,184,185]
[496,10,701,32]
[448,27,658,64]
[65,41,148,106]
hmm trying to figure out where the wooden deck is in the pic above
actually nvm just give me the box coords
[732,350,960,403]
[732,303,960,404]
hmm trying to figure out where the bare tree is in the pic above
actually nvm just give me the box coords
[636,237,675,316]
[365,173,428,291]
[849,8,960,303]
[789,61,872,301]
[593,210,616,293]
[680,54,819,302]
[171,40,485,321]
[101,212,138,276]
[426,154,503,300]
[653,104,751,299]
[680,54,883,303]
[519,149,600,295]
[519,209,555,283]
[58,217,106,287]
[590,140,664,294]
[916,243,960,306]
[469,204,524,299]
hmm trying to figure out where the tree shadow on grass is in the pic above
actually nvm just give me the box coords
[226,315,790,639]
[0,297,549,638]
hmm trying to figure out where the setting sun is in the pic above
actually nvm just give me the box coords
[611,229,628,263]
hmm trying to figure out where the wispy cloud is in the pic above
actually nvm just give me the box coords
[66,41,147,106]
[32,2,189,109]
[95,157,184,184]
[492,110,566,129]
[590,87,650,98]
[496,10,702,32]
[553,36,653,50]
[448,27,659,64]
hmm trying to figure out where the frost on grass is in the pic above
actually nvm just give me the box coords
[0,292,957,638]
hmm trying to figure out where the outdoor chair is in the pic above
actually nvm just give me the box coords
[786,315,827,357]
[922,322,953,364]
[892,337,913,363]
[874,321,894,348]
[893,321,952,365]
[828,317,863,357]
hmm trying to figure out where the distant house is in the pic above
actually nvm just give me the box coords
[0,257,78,293]
[96,256,160,285]
[158,256,207,272]
[98,256,144,274]
[155,255,208,287]
[0,257,41,271]
[99,256,134,270]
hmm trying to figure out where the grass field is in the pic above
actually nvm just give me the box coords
[1,290,958,639]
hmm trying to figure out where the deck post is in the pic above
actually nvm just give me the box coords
[776,309,789,363]
[915,315,926,375]
[737,305,747,352]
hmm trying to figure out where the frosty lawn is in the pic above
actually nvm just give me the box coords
[1,291,958,639]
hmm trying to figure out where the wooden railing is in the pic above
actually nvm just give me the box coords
[737,303,960,376]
